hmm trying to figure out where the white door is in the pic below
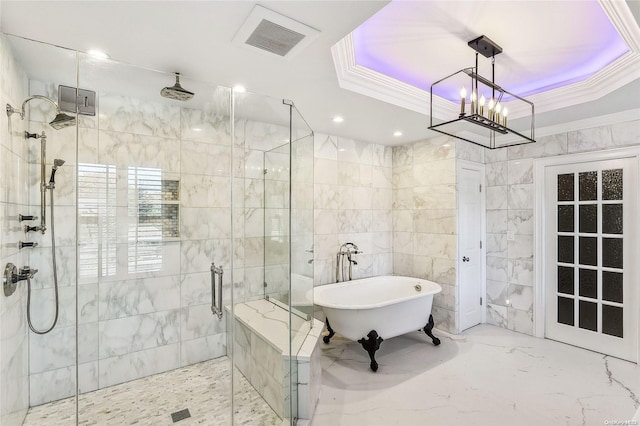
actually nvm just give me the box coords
[544,157,638,362]
[458,161,485,331]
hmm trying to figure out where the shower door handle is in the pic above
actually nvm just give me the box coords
[210,262,223,319]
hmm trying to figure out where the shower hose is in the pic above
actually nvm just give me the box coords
[26,186,59,334]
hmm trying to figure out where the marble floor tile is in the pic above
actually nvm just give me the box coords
[314,324,639,426]
[23,357,280,425]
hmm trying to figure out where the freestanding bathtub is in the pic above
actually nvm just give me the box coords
[314,275,442,372]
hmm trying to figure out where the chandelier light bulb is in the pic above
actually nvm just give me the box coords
[460,87,467,115]
[503,107,508,127]
[470,91,477,114]
[479,94,486,116]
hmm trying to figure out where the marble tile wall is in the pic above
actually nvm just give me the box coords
[0,34,31,426]
[313,134,393,286]
[391,136,466,334]
[485,119,640,335]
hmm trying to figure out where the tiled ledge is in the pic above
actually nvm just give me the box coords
[231,300,320,357]
[226,300,323,422]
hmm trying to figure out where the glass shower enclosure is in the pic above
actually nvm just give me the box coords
[0,32,314,426]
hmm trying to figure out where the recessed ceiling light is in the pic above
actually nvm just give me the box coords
[87,49,109,60]
[233,85,246,93]
[332,116,344,123]
[393,131,403,137]
[443,143,451,147]
[192,127,202,132]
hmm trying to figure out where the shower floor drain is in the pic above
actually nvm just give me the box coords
[171,408,191,423]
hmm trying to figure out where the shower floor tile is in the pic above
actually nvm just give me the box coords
[23,357,281,425]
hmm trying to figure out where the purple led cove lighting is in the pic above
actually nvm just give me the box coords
[352,30,433,91]
[351,1,630,100]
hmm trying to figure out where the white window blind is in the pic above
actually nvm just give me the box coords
[78,163,117,278]
[127,167,179,274]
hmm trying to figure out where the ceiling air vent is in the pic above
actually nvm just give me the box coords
[245,19,306,57]
[233,5,320,59]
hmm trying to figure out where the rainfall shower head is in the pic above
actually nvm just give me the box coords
[160,73,194,101]
[6,95,76,130]
[49,112,76,130]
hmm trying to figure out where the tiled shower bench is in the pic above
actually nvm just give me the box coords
[226,299,323,424]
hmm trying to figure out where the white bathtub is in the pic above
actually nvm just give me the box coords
[314,275,442,371]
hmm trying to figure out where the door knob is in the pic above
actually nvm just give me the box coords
[462,256,470,262]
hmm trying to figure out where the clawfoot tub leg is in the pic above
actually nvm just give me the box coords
[358,330,384,372]
[323,318,336,344]
[422,314,441,346]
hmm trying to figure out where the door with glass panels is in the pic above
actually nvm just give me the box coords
[544,157,637,362]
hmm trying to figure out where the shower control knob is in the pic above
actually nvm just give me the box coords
[18,241,38,250]
[19,266,38,279]
[3,263,18,296]
[3,263,38,297]
[24,225,41,233]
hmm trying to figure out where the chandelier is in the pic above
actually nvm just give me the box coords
[428,35,535,149]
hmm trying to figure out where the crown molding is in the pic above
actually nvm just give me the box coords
[599,0,640,52]
[535,108,640,139]
[525,51,640,114]
[331,33,432,115]
[332,0,640,121]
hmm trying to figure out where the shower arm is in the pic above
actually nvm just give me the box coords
[6,95,62,119]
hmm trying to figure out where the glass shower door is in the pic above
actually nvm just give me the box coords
[231,94,314,425]
[1,32,313,426]
[0,34,79,426]
[232,93,298,424]
[288,102,315,422]
[76,56,236,424]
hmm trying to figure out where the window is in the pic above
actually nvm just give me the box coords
[78,163,117,278]
[127,167,179,273]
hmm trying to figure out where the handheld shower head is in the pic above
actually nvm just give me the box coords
[49,159,65,185]
[160,73,194,101]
